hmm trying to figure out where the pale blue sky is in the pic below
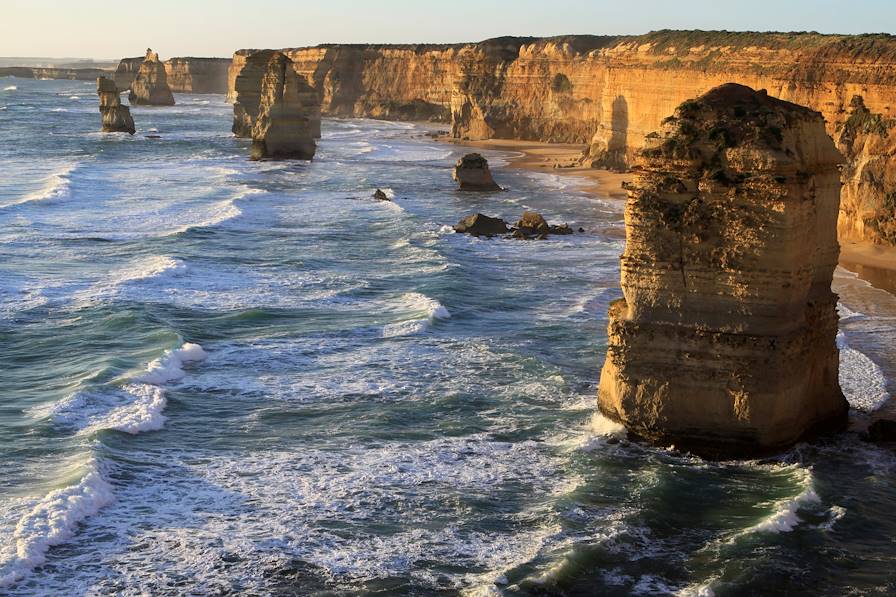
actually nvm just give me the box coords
[2,0,894,58]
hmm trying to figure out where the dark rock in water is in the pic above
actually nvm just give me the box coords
[452,153,501,191]
[536,232,549,240]
[454,213,509,236]
[511,229,529,240]
[578,227,585,232]
[373,189,390,201]
[145,135,161,139]
[515,211,550,236]
[868,419,896,442]
[96,76,135,134]
[550,223,574,235]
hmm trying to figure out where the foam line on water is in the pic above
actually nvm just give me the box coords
[730,466,819,538]
[0,461,113,589]
[38,342,207,435]
[1,161,79,209]
[837,331,890,411]
[382,292,451,337]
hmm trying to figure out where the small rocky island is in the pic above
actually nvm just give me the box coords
[128,49,175,106]
[96,76,135,134]
[231,50,320,160]
[452,153,502,191]
[598,84,848,456]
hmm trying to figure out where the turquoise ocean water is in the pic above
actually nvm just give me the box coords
[1,78,895,595]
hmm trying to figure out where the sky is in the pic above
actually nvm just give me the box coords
[1,0,895,59]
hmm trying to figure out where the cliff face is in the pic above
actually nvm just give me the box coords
[227,31,896,247]
[0,67,109,80]
[129,49,175,106]
[232,50,318,160]
[114,56,230,94]
[597,84,847,456]
[834,95,896,245]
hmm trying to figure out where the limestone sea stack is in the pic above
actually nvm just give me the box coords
[452,153,501,191]
[128,49,175,106]
[232,50,319,160]
[96,76,135,134]
[598,83,848,456]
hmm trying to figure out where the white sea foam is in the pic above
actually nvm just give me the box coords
[3,85,17,91]
[837,302,865,322]
[72,255,185,306]
[837,332,890,411]
[382,292,451,337]
[0,462,114,589]
[50,107,68,112]
[732,467,819,538]
[3,162,77,208]
[41,342,206,435]
[69,96,80,100]
[136,342,208,386]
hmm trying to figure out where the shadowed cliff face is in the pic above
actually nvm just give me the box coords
[227,31,896,247]
[598,84,848,456]
[114,56,230,94]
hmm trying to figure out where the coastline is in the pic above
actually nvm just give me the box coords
[445,136,896,295]
[436,136,630,200]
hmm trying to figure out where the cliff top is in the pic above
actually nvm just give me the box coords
[641,83,840,176]
[235,30,896,60]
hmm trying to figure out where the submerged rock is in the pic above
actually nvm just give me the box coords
[232,50,319,161]
[452,153,501,191]
[128,49,175,106]
[598,84,848,457]
[373,189,391,201]
[96,76,135,134]
[454,213,509,236]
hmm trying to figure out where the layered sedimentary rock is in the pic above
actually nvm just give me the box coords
[232,51,318,160]
[834,96,896,246]
[226,31,896,247]
[96,76,135,134]
[128,49,175,106]
[598,84,848,456]
[114,56,230,93]
[452,153,501,191]
[0,67,109,80]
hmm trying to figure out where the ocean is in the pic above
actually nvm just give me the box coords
[1,78,895,596]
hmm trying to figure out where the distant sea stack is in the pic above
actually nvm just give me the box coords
[128,49,175,106]
[225,32,896,249]
[96,76,135,134]
[232,50,319,160]
[598,84,848,456]
[452,153,501,191]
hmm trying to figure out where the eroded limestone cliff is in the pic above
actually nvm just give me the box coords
[115,56,230,94]
[129,49,175,106]
[226,31,896,247]
[96,76,135,134]
[597,84,848,456]
[232,50,318,160]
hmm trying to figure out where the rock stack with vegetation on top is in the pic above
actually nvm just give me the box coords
[598,83,848,456]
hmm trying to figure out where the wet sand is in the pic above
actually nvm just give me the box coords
[840,241,896,295]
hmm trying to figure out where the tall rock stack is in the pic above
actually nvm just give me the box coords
[96,76,135,134]
[232,50,319,160]
[128,49,175,106]
[598,83,848,456]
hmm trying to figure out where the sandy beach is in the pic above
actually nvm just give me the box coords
[438,136,631,200]
[444,136,896,294]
